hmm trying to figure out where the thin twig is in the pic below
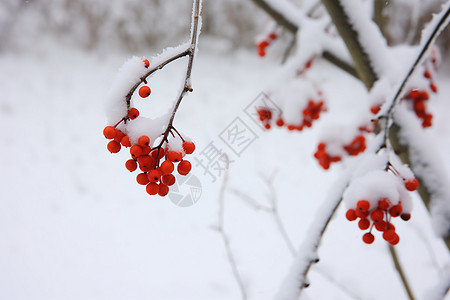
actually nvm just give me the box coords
[124,49,190,111]
[389,245,416,300]
[148,0,202,154]
[259,172,297,256]
[216,155,247,300]
[229,188,273,212]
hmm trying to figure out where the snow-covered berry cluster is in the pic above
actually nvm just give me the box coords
[314,134,368,170]
[256,32,278,57]
[343,159,419,245]
[399,49,439,127]
[257,98,326,131]
[402,89,433,128]
[103,57,195,197]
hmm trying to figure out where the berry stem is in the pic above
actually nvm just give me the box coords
[171,127,185,142]
[389,246,416,300]
[124,49,190,114]
[152,0,201,153]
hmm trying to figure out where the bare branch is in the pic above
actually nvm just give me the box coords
[321,0,378,89]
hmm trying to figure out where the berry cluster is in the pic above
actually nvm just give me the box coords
[314,135,367,169]
[104,121,195,197]
[103,57,196,197]
[403,89,433,128]
[346,198,410,245]
[402,49,439,128]
[258,99,326,131]
[256,32,278,57]
[344,163,419,245]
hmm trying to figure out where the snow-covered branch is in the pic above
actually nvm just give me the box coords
[250,0,358,78]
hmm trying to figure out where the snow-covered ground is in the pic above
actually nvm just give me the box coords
[0,37,449,300]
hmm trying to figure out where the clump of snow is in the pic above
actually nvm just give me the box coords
[343,169,407,210]
[125,115,167,146]
[105,56,149,124]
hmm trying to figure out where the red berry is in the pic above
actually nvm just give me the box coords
[414,100,426,113]
[430,83,438,93]
[125,159,138,172]
[355,209,369,219]
[371,209,384,222]
[389,204,403,217]
[378,198,391,210]
[422,113,433,128]
[121,135,131,147]
[370,106,381,114]
[151,148,165,160]
[183,141,196,155]
[383,229,397,242]
[177,160,192,176]
[276,118,285,127]
[142,58,150,68]
[160,160,175,175]
[374,220,387,232]
[138,155,156,172]
[357,200,370,211]
[138,136,150,147]
[136,173,150,185]
[141,145,151,156]
[147,169,162,183]
[130,145,143,158]
[268,33,277,40]
[257,40,269,49]
[146,182,159,195]
[265,123,271,130]
[386,222,396,231]
[400,213,411,221]
[358,218,371,230]
[158,184,169,197]
[167,151,183,162]
[107,140,121,153]
[404,178,419,191]
[389,234,400,245]
[162,174,176,186]
[362,232,375,244]
[128,108,139,120]
[103,126,116,139]
[139,86,151,98]
[424,71,431,79]
[346,209,357,221]
[113,130,125,143]
[408,90,420,100]
[420,90,429,100]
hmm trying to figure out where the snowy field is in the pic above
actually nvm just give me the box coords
[0,37,449,300]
